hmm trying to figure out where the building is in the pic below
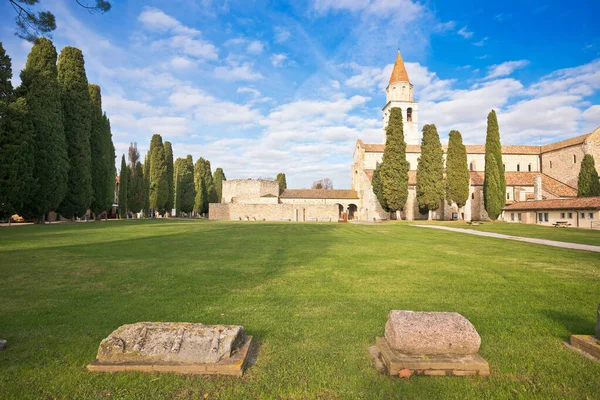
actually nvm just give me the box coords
[210,50,600,225]
[503,197,600,229]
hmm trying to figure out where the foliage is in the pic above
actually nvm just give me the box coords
[117,154,128,218]
[371,162,388,212]
[9,0,111,42]
[312,178,333,189]
[142,154,150,216]
[416,124,444,216]
[193,157,214,215]
[88,84,115,216]
[483,110,505,220]
[148,134,168,211]
[57,46,92,218]
[445,130,470,209]
[380,107,409,215]
[163,141,174,212]
[577,154,600,197]
[128,162,144,214]
[213,167,226,203]
[276,172,287,195]
[19,37,68,221]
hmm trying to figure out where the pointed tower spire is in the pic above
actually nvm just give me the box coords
[389,49,410,84]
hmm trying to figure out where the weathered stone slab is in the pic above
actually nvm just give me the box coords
[385,310,481,355]
[374,337,490,377]
[0,339,6,351]
[87,322,253,376]
[569,335,600,360]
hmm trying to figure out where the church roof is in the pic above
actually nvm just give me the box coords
[359,142,542,155]
[540,133,591,153]
[504,197,600,211]
[468,172,577,197]
[389,49,410,84]
[280,189,359,199]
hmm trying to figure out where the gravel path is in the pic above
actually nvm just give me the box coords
[414,225,600,253]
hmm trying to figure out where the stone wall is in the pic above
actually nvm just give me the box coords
[541,145,586,189]
[209,203,340,222]
[221,179,279,204]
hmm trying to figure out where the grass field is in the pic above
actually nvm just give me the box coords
[1,219,599,399]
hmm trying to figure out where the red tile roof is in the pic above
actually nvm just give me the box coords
[360,143,541,155]
[280,189,359,199]
[504,197,600,211]
[389,49,410,83]
[468,172,577,197]
[541,133,591,153]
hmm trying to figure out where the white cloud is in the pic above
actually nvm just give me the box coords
[473,37,488,47]
[457,26,474,39]
[485,60,530,80]
[138,7,200,36]
[152,35,218,61]
[170,56,195,70]
[247,40,265,54]
[274,27,291,43]
[271,53,288,68]
[214,62,263,81]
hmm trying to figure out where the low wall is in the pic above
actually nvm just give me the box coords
[209,203,339,222]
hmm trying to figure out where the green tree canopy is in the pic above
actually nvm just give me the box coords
[193,157,215,215]
[148,134,168,211]
[174,155,195,214]
[163,141,174,212]
[445,130,470,209]
[213,167,226,203]
[276,172,287,195]
[577,154,600,197]
[371,162,388,212]
[142,154,150,215]
[380,107,409,215]
[416,124,444,218]
[19,37,68,221]
[118,154,128,218]
[483,110,506,220]
[57,46,92,218]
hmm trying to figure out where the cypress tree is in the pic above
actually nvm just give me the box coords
[577,154,600,197]
[483,110,505,220]
[416,124,444,219]
[180,155,195,213]
[19,38,68,221]
[57,47,92,218]
[148,134,168,211]
[142,155,150,216]
[276,172,287,195]
[0,43,35,219]
[213,167,226,203]
[372,162,388,212]
[193,158,206,215]
[128,162,144,213]
[203,159,217,205]
[380,107,409,217]
[88,84,115,217]
[445,130,470,210]
[173,157,184,215]
[118,154,128,218]
[164,141,174,212]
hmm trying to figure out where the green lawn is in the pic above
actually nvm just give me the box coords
[419,220,600,247]
[1,220,599,399]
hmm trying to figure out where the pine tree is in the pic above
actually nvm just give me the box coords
[57,47,92,218]
[88,84,115,217]
[19,38,68,222]
[0,43,34,219]
[163,141,174,212]
[276,172,287,195]
[372,162,388,212]
[118,155,128,218]
[483,110,505,220]
[148,134,168,211]
[380,107,409,217]
[577,154,600,197]
[445,130,470,210]
[213,167,226,203]
[416,124,444,219]
[142,155,150,216]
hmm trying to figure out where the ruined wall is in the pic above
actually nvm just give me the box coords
[221,179,279,204]
[541,145,586,189]
[209,203,340,222]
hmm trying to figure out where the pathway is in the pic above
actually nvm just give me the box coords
[413,225,600,253]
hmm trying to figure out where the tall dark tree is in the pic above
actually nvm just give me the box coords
[276,172,287,195]
[163,141,174,212]
[0,43,34,219]
[213,167,226,203]
[372,162,388,212]
[57,46,92,218]
[416,124,444,219]
[88,84,115,217]
[148,134,168,211]
[483,110,505,220]
[380,107,409,218]
[174,155,195,214]
[445,130,470,211]
[118,154,128,218]
[9,0,112,42]
[142,154,150,216]
[577,154,600,197]
[128,141,139,170]
[127,143,144,214]
[193,158,209,215]
[19,38,68,222]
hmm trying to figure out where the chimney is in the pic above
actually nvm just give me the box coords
[534,175,542,201]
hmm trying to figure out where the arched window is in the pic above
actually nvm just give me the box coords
[469,162,473,171]
[507,193,510,200]
[407,107,413,122]
[392,86,397,97]
[573,155,577,163]
[528,163,532,172]
[503,164,506,171]
[517,164,520,172]
[402,85,406,95]
[550,161,553,168]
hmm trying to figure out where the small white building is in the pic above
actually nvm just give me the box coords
[503,197,600,229]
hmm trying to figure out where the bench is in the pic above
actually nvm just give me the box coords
[553,221,570,228]
[466,221,481,226]
[307,217,318,222]
[320,217,332,222]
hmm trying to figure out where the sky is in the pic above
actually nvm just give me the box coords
[1,0,599,188]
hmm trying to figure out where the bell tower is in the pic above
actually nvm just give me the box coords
[382,49,419,144]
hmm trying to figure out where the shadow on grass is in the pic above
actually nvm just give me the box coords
[543,309,596,339]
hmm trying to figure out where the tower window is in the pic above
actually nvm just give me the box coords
[469,162,473,171]
[573,155,577,163]
[407,107,413,122]
[517,164,520,172]
[550,161,552,168]
[528,164,532,172]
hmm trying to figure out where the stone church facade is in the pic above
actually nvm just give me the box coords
[210,50,600,223]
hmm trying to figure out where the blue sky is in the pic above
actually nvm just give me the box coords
[1,0,599,188]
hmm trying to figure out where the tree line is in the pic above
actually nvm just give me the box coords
[116,136,227,218]
[373,107,600,220]
[0,39,116,222]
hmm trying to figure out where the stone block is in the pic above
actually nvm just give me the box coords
[384,310,481,355]
[87,322,253,376]
[0,339,6,351]
[569,335,600,360]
